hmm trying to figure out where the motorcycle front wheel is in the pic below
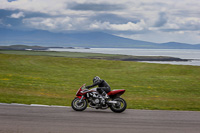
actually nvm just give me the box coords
[110,97,127,113]
[71,97,87,111]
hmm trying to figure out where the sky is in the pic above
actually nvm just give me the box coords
[0,0,200,44]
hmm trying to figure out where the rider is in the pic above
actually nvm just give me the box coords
[86,76,111,104]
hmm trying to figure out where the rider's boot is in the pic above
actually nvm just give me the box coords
[101,91,109,105]
[102,91,109,99]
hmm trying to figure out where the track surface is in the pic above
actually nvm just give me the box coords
[0,104,200,133]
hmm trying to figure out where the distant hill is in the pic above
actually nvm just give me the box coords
[0,28,200,49]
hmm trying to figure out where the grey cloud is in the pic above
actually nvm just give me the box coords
[25,12,52,18]
[162,26,200,32]
[154,12,168,27]
[139,2,168,7]
[70,3,125,11]
[8,0,16,2]
[172,10,200,18]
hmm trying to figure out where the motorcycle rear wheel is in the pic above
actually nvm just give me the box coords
[71,97,87,111]
[110,97,127,113]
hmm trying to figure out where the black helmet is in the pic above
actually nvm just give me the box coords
[93,76,100,83]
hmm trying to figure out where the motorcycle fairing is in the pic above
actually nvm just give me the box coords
[107,89,125,97]
[76,96,86,99]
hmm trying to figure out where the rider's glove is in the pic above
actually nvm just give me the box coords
[85,86,90,89]
[86,85,92,89]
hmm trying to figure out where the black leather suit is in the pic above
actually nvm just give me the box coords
[86,79,111,94]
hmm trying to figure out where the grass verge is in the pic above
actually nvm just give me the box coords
[0,51,200,111]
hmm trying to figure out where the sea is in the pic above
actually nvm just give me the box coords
[47,48,200,66]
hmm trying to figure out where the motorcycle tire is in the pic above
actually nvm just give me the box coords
[71,97,88,111]
[110,97,127,113]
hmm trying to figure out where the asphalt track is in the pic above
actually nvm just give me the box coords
[0,104,200,133]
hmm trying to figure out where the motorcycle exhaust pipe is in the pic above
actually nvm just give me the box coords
[107,101,118,104]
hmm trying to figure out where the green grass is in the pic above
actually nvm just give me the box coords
[0,51,200,111]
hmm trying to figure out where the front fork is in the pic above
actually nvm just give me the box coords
[77,95,85,104]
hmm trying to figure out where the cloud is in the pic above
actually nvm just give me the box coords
[10,11,25,18]
[90,20,146,31]
[154,12,168,27]
[111,21,146,31]
[0,0,68,15]
[7,0,17,2]
[22,16,89,31]
[160,17,200,32]
[70,3,125,11]
[90,13,139,24]
[0,0,200,44]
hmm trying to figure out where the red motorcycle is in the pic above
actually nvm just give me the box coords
[71,84,127,113]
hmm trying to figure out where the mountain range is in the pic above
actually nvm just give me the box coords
[0,28,200,49]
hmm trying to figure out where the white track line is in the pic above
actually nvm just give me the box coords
[0,103,71,108]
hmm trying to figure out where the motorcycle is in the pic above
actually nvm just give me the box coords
[71,84,127,113]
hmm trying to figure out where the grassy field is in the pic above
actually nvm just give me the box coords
[0,51,200,111]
